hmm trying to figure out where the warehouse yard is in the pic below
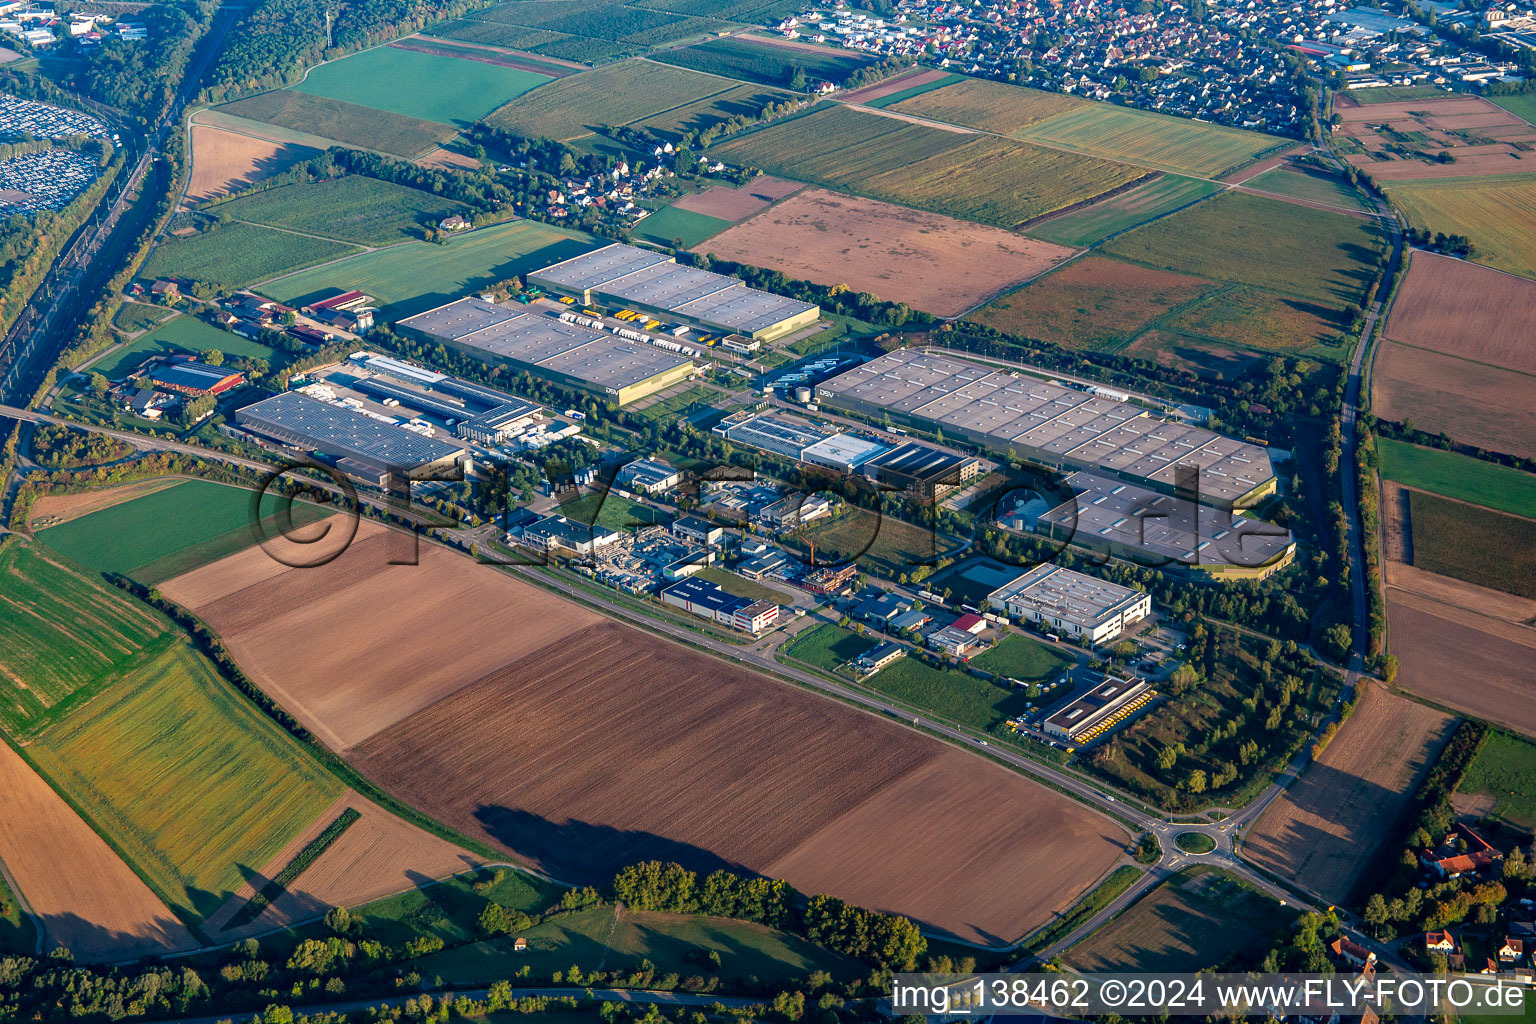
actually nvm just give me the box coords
[1244,684,1454,905]
[700,188,1076,315]
[165,522,1128,945]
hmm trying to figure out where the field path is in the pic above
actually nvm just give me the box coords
[844,102,978,134]
[0,740,196,961]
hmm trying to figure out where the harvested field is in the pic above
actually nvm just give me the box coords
[1387,588,1536,739]
[186,125,320,203]
[207,791,479,937]
[1016,102,1288,178]
[0,740,195,962]
[1066,867,1294,972]
[701,188,1075,316]
[839,67,952,105]
[1372,341,1536,460]
[1163,285,1347,357]
[350,620,1127,945]
[1387,176,1536,280]
[26,477,179,526]
[1123,329,1268,379]
[159,522,604,750]
[1244,684,1453,905]
[169,525,1128,945]
[886,75,1085,133]
[1408,488,1536,600]
[1385,251,1536,374]
[967,256,1212,352]
[1385,560,1536,630]
[416,146,482,171]
[670,174,802,221]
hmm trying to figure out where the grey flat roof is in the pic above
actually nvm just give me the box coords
[529,243,675,292]
[722,413,833,454]
[397,296,521,341]
[1035,471,1294,570]
[674,284,817,334]
[236,391,465,468]
[818,350,1274,505]
[987,564,1147,631]
[403,301,692,391]
[600,261,738,309]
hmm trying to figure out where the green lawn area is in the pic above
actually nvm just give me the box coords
[1489,91,1536,125]
[970,634,1074,683]
[140,221,361,291]
[782,622,876,674]
[112,301,173,334]
[0,541,169,737]
[696,566,793,604]
[416,905,854,985]
[634,384,717,420]
[858,654,1036,733]
[293,44,553,126]
[1351,85,1460,104]
[91,315,275,379]
[215,90,456,160]
[1457,730,1536,830]
[632,204,732,248]
[36,478,331,582]
[1066,866,1295,972]
[212,175,471,246]
[1101,190,1384,306]
[791,510,957,580]
[27,641,342,923]
[263,218,595,320]
[1378,438,1536,518]
[559,491,670,532]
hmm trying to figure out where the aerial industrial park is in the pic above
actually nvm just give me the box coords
[0,0,1532,1009]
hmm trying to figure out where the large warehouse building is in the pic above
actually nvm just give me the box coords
[527,244,821,342]
[1042,676,1155,745]
[397,297,697,406]
[986,564,1151,645]
[816,350,1276,509]
[235,391,468,483]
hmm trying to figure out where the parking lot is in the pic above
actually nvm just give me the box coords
[0,148,98,212]
[0,93,109,139]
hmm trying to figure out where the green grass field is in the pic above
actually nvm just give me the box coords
[416,905,854,985]
[36,478,330,582]
[28,642,342,922]
[1457,731,1536,830]
[558,491,669,532]
[1348,85,1459,105]
[1066,866,1294,972]
[140,221,361,291]
[1378,438,1536,517]
[486,60,735,142]
[782,623,876,674]
[1489,91,1536,125]
[92,315,275,379]
[216,90,457,160]
[1016,102,1290,178]
[632,203,732,247]
[264,218,594,320]
[864,72,967,109]
[790,508,957,580]
[423,20,578,52]
[469,0,737,53]
[970,634,1074,682]
[1407,489,1536,599]
[1101,190,1383,305]
[885,75,1085,133]
[211,175,470,246]
[1026,174,1220,246]
[0,541,169,737]
[293,44,553,126]
[1242,166,1372,213]
[631,82,797,140]
[112,301,173,335]
[652,35,872,87]
[711,104,1144,228]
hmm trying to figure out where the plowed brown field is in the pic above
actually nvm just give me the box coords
[1244,684,1453,905]
[1372,341,1536,459]
[672,175,802,221]
[0,741,195,961]
[168,525,1128,945]
[187,125,321,202]
[702,188,1075,316]
[159,522,602,749]
[1384,251,1536,374]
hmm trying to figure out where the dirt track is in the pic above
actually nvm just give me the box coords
[1244,684,1453,905]
[0,741,195,961]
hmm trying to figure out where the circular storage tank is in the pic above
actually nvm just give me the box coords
[795,386,812,403]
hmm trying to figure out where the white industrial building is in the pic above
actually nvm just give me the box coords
[986,564,1150,645]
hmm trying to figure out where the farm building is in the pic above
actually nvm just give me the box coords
[986,565,1151,645]
[397,297,697,406]
[865,442,980,499]
[234,391,468,483]
[527,243,820,342]
[816,350,1276,509]
[1024,471,1295,580]
[661,577,779,633]
[616,457,681,494]
[138,358,245,396]
[1042,676,1155,745]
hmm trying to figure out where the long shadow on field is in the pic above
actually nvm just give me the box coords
[473,806,753,884]
[24,910,195,965]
